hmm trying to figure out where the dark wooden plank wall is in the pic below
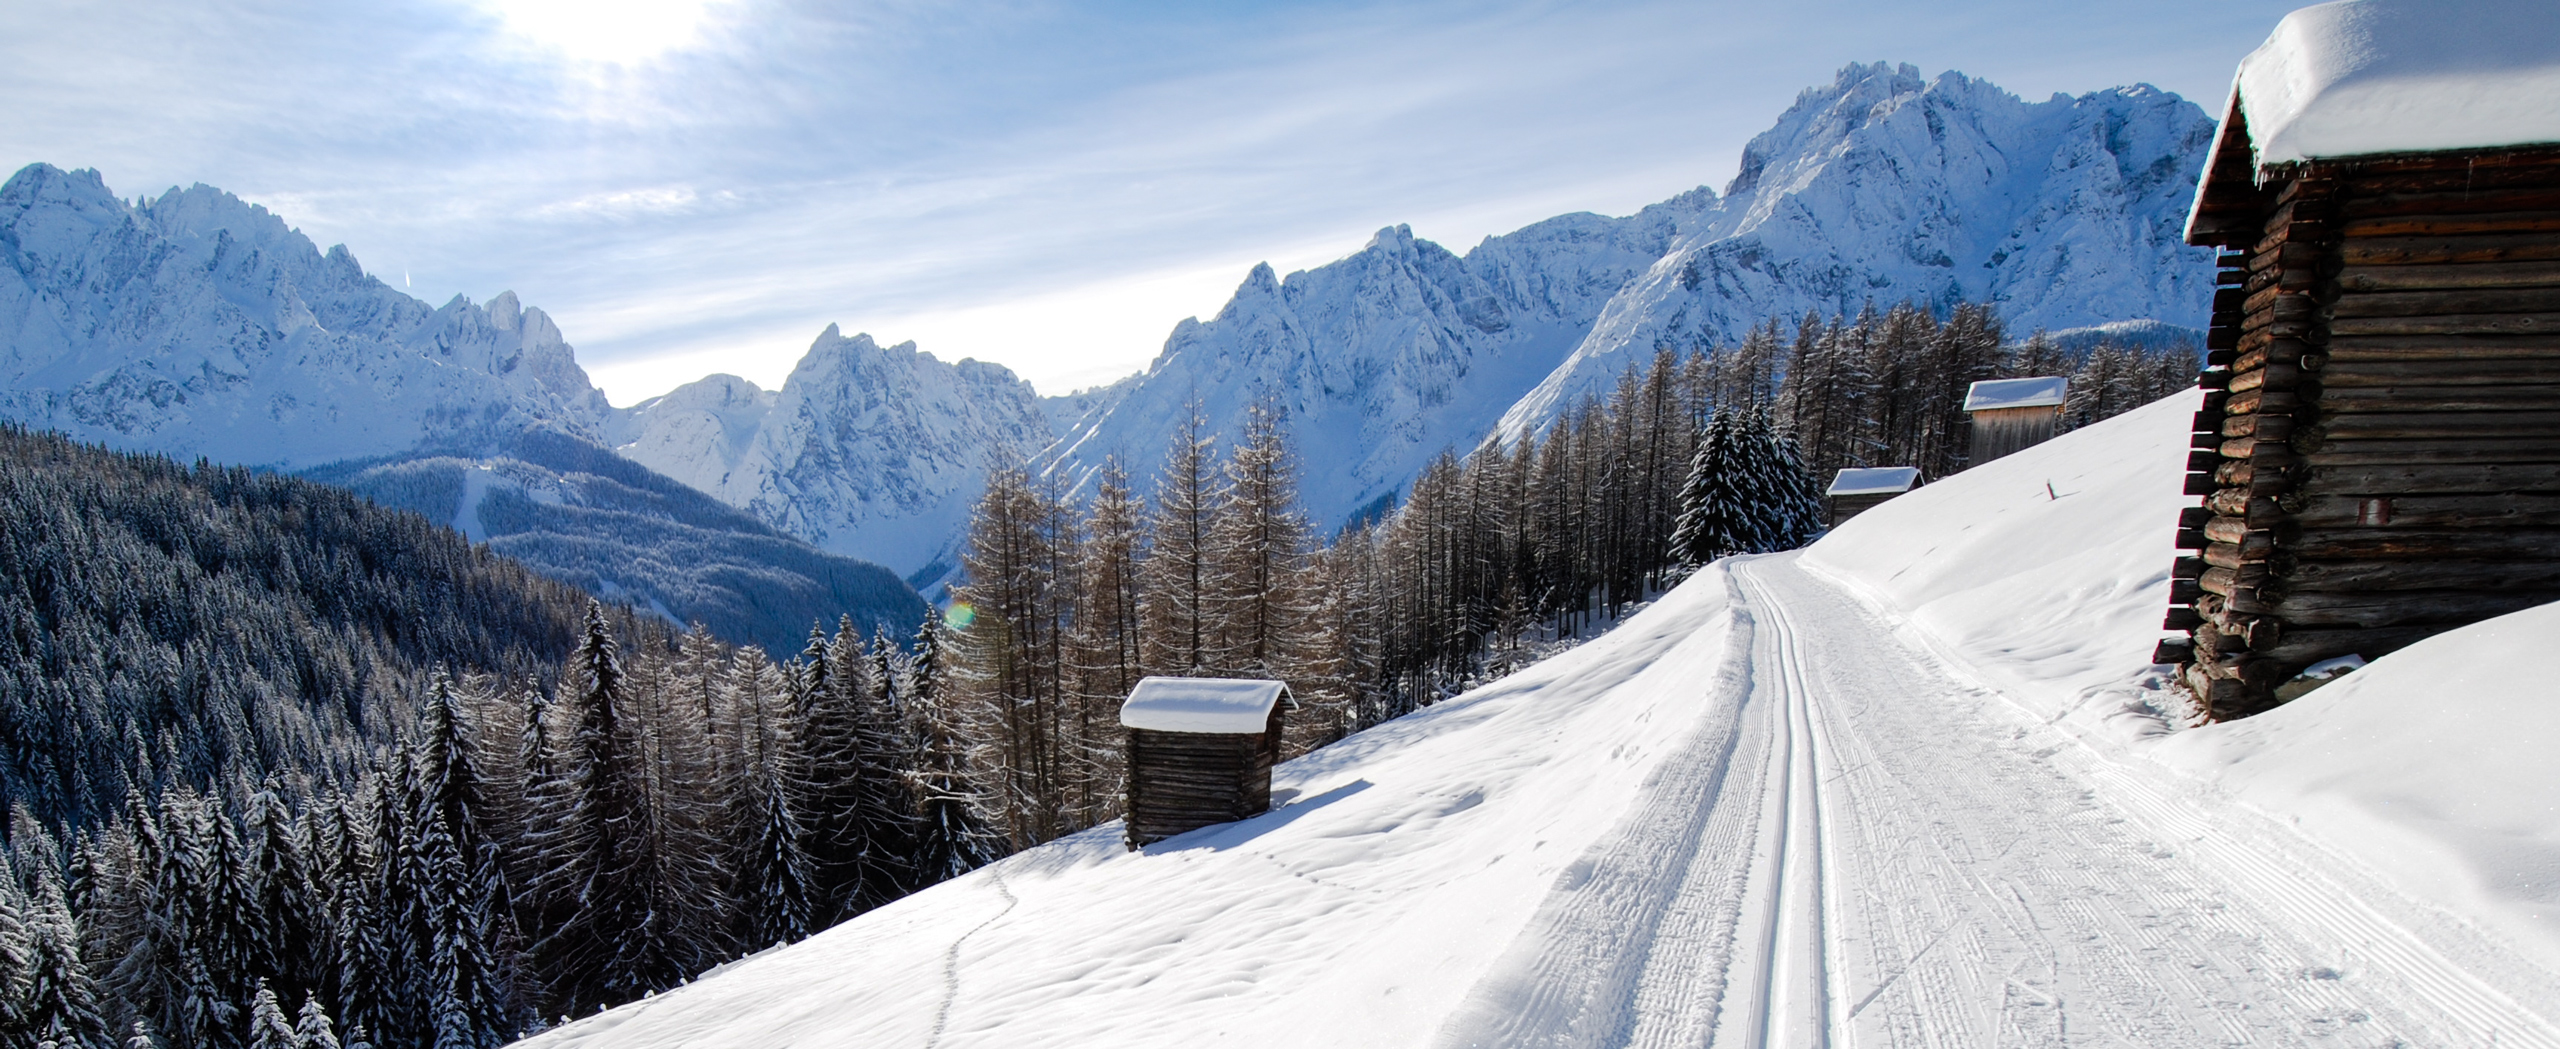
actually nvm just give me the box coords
[2165,145,2560,719]
[1968,405,2063,465]
[1829,491,1900,526]
[1122,705,1284,847]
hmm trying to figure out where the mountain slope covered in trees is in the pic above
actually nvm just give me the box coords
[0,163,926,646]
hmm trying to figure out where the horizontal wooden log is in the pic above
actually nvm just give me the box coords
[2319,359,2560,386]
[2234,338,2317,372]
[2341,233,2560,267]
[2236,325,2329,356]
[2329,311,2560,337]
[2223,413,2294,440]
[2173,555,2207,580]
[2315,410,2560,441]
[2204,536,2276,567]
[2223,389,2301,416]
[2343,212,2560,239]
[2272,587,2560,629]
[2300,437,2560,465]
[2225,363,2304,394]
[2324,333,2560,359]
[2307,460,2560,494]
[2244,265,2324,296]
[2338,259,2560,293]
[2199,563,2271,595]
[2245,293,2323,323]
[2319,385,2560,411]
[2327,150,2560,187]
[2288,556,2560,592]
[2339,186,2560,220]
[2299,490,2560,530]
[2332,286,2560,318]
[2258,625,2440,668]
[2291,527,2560,561]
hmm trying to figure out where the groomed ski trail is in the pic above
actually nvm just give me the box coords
[1440,554,2560,1047]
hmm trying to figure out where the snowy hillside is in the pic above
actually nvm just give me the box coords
[0,164,611,466]
[1051,62,2216,536]
[509,395,2560,1048]
[612,326,1053,579]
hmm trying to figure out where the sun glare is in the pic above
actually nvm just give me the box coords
[482,0,722,64]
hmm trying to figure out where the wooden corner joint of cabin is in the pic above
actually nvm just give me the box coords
[2168,144,2560,721]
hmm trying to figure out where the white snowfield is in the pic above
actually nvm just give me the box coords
[518,393,2560,1048]
[2231,0,2560,168]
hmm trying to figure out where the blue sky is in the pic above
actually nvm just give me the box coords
[2,0,2300,403]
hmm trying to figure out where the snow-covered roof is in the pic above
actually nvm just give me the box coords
[2233,0,2560,167]
[1828,467,1921,497]
[1119,676,1292,734]
[1962,376,2068,412]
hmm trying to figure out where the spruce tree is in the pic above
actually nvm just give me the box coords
[1671,409,1749,566]
[294,996,341,1049]
[903,616,998,887]
[247,982,294,1049]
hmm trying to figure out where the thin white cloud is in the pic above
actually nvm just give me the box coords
[3,0,2305,407]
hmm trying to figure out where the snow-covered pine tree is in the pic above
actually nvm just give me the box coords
[532,602,708,1015]
[827,622,914,914]
[22,864,106,1049]
[294,996,340,1049]
[410,673,517,1048]
[1671,409,1748,566]
[0,850,30,1037]
[902,616,999,887]
[1761,414,1827,549]
[241,784,315,1002]
[247,982,294,1049]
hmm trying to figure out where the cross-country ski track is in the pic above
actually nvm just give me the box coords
[1444,555,2560,1048]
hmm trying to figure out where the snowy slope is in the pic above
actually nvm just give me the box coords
[1496,64,2219,442]
[611,326,1055,578]
[513,392,2560,1047]
[1050,63,2215,535]
[0,164,612,467]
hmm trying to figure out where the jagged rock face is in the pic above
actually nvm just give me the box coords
[1496,63,2219,440]
[613,326,1055,578]
[1044,197,1716,531]
[0,164,611,467]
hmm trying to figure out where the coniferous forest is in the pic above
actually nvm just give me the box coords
[0,303,2191,1049]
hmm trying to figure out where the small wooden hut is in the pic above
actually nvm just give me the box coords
[1826,466,1920,526]
[2160,0,2560,719]
[1120,676,1294,849]
[1963,377,2069,466]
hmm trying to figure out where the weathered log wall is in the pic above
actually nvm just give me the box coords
[1123,706,1283,848]
[1828,491,1900,526]
[1968,405,2064,465]
[2165,144,2560,719]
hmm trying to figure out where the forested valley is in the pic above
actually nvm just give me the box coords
[0,302,2192,1049]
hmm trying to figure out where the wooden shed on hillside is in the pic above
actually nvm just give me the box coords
[1827,466,1921,526]
[1963,377,2069,466]
[1120,676,1294,849]
[2160,0,2560,720]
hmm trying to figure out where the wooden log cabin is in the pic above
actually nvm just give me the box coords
[1826,466,1920,526]
[2161,0,2560,720]
[1119,676,1294,849]
[1963,377,2069,466]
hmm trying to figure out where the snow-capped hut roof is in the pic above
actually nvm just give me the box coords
[2159,0,2560,722]
[1962,376,2069,412]
[1119,676,1293,733]
[1122,677,1296,849]
[2188,0,2560,240]
[1826,467,1921,497]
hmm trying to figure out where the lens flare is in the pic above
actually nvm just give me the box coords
[942,602,976,631]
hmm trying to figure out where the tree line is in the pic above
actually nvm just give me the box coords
[942,301,2196,859]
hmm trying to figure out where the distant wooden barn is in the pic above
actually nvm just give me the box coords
[2160,1,2560,719]
[1963,377,2069,466]
[1827,466,1920,526]
[1120,676,1294,849]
